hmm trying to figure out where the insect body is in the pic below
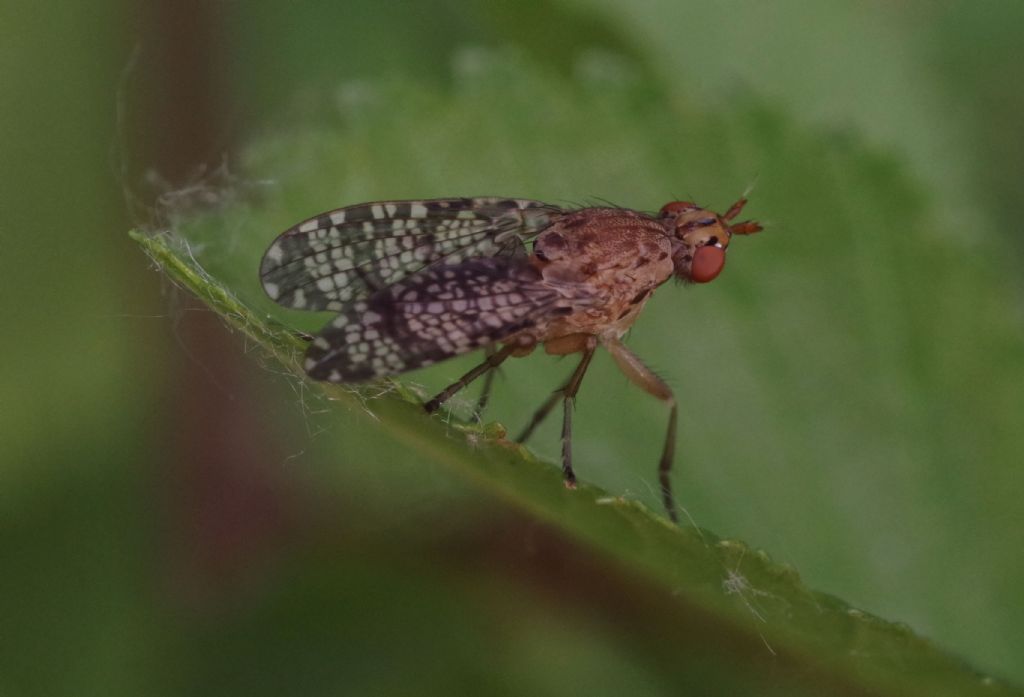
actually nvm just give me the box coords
[261,197,762,522]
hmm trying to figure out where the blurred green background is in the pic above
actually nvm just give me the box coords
[3,1,1023,695]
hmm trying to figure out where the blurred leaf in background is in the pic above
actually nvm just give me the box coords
[2,0,1022,695]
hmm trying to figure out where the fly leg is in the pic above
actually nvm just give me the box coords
[559,343,597,487]
[424,345,515,414]
[516,338,597,488]
[472,346,499,421]
[516,333,594,443]
[604,338,679,523]
[515,391,561,444]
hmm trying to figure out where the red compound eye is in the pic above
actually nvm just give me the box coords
[691,245,726,283]
[659,201,696,217]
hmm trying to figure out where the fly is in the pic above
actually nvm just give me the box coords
[260,196,763,522]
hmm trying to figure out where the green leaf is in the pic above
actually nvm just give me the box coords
[130,53,1023,695]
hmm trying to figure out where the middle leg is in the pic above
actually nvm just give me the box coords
[559,342,596,486]
[515,391,561,444]
[515,338,597,486]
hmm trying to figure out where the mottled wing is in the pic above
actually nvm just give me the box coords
[304,257,574,382]
[261,197,561,312]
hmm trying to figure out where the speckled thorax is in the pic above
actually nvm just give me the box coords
[523,208,675,345]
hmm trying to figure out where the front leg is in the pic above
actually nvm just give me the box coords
[604,338,678,523]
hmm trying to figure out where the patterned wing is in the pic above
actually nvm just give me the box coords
[260,197,562,312]
[303,257,577,382]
